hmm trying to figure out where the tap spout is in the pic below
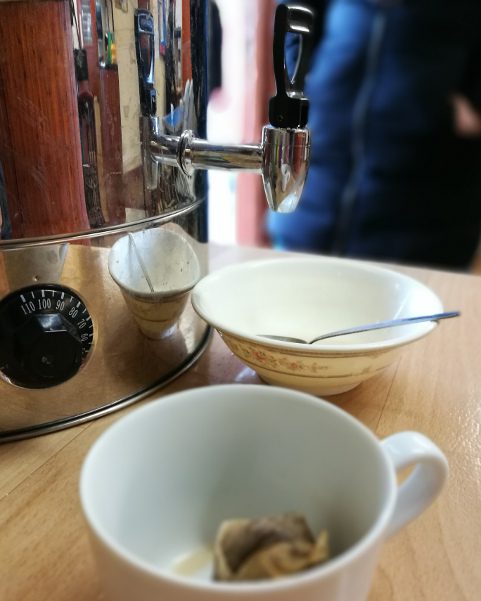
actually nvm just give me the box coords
[148,121,310,213]
[261,125,310,213]
[142,3,314,213]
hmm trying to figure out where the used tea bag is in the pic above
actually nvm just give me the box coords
[213,512,329,581]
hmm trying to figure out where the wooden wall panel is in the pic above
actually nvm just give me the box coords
[0,0,89,239]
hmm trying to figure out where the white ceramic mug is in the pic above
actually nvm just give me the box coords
[79,384,448,601]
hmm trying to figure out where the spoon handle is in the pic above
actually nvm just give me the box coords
[309,311,460,344]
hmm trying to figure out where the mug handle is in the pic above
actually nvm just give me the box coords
[381,431,448,538]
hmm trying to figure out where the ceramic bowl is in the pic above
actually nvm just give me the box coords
[191,256,444,395]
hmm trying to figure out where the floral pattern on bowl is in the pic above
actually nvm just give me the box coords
[220,332,401,396]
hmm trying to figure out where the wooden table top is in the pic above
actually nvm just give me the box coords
[1,243,481,601]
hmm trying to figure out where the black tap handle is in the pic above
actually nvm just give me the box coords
[269,3,314,129]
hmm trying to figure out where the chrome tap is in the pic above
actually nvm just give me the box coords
[145,3,314,214]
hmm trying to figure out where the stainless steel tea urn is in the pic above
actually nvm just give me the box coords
[0,0,312,441]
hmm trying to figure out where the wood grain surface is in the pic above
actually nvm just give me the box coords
[1,243,481,601]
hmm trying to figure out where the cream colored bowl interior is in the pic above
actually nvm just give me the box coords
[191,256,443,351]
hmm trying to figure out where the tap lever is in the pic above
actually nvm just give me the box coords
[269,3,314,129]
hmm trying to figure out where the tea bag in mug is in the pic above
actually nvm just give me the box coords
[213,513,329,582]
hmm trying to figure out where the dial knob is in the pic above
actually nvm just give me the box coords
[0,284,94,388]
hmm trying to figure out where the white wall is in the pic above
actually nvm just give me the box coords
[207,0,252,245]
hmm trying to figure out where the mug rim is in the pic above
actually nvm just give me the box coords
[79,384,397,593]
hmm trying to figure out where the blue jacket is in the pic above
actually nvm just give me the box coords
[267,0,481,268]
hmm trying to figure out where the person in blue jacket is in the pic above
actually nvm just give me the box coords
[266,0,481,269]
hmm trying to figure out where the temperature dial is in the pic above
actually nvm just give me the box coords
[0,284,94,388]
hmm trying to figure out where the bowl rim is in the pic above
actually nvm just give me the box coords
[191,256,443,353]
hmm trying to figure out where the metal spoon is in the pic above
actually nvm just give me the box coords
[258,311,460,344]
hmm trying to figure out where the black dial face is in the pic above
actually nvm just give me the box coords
[0,284,94,388]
